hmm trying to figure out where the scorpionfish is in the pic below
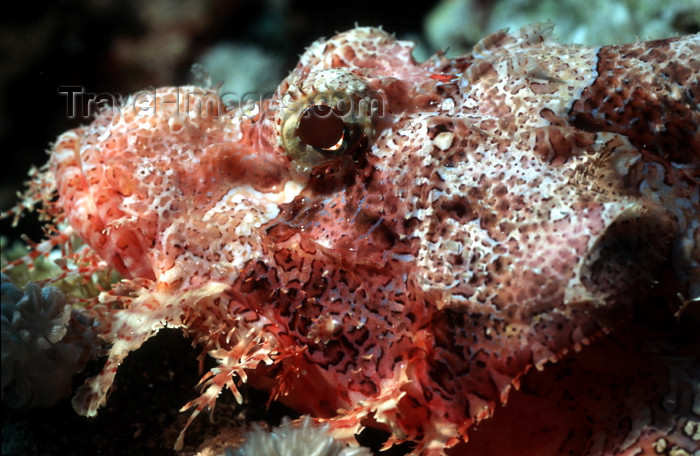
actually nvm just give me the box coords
[5,24,700,455]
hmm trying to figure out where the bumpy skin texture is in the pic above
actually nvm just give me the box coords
[12,25,700,454]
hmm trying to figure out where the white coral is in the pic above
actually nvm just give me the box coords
[1,274,95,409]
[227,416,372,456]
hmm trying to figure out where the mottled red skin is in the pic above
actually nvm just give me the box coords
[7,25,699,455]
[450,326,700,456]
[570,38,700,166]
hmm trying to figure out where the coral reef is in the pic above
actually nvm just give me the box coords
[226,416,372,456]
[1,274,96,409]
[197,43,284,100]
[424,0,700,55]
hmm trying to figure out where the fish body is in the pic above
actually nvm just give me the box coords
[8,25,699,455]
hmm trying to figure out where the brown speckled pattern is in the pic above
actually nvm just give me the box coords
[570,37,700,165]
[7,25,699,455]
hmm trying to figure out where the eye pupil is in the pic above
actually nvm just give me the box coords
[297,105,346,152]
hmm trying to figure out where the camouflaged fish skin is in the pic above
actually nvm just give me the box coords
[7,25,698,455]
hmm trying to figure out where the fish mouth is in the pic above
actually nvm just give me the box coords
[580,202,677,307]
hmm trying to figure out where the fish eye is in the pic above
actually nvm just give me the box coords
[297,105,347,154]
[278,70,378,174]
